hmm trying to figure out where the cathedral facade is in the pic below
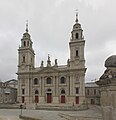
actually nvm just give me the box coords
[17,14,86,107]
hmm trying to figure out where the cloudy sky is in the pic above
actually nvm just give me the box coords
[0,0,116,82]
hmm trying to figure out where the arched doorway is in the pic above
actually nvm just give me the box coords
[46,88,52,103]
[60,89,66,103]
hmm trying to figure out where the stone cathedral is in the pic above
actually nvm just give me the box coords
[17,14,86,108]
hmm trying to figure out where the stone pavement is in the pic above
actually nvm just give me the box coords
[21,105,103,120]
[0,116,20,120]
[0,109,21,120]
[0,105,103,120]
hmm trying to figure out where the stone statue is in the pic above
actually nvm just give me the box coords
[47,54,51,67]
[67,59,70,66]
[41,60,44,67]
[55,59,58,66]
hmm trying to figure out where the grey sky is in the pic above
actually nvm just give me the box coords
[0,0,116,82]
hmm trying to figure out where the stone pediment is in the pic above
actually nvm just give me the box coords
[38,67,59,73]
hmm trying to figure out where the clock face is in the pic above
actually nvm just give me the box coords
[21,64,26,70]
[75,60,79,65]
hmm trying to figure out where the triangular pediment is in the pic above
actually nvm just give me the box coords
[38,67,59,73]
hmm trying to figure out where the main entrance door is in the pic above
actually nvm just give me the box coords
[61,95,65,103]
[47,93,52,103]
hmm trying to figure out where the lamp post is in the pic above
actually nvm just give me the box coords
[20,104,23,116]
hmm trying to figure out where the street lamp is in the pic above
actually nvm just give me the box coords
[20,104,23,116]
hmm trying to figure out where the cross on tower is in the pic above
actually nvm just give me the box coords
[26,20,28,32]
[75,9,78,23]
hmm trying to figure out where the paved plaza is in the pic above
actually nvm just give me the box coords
[0,105,103,120]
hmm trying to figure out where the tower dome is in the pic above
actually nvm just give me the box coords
[73,11,82,30]
[22,22,31,39]
[105,55,116,68]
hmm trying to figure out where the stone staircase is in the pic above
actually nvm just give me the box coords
[36,104,88,111]
[26,103,36,110]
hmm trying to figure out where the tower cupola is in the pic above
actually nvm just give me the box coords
[71,12,84,41]
[18,23,35,71]
[69,12,85,68]
[21,22,33,48]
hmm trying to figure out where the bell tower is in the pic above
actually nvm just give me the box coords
[69,12,85,68]
[17,23,35,104]
[18,23,35,72]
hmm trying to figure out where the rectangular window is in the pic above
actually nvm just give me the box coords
[94,89,96,95]
[87,89,89,95]
[76,50,79,57]
[76,87,79,94]
[23,56,25,62]
[22,89,25,95]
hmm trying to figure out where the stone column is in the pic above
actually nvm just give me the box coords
[40,76,44,104]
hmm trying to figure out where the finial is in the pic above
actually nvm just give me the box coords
[26,20,28,32]
[75,9,78,23]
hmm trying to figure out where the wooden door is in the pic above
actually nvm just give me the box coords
[35,96,39,103]
[61,95,65,103]
[47,93,52,103]
[75,96,79,104]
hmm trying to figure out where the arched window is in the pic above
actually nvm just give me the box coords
[23,56,25,62]
[34,78,38,85]
[61,89,65,94]
[87,89,89,95]
[46,77,52,84]
[27,41,29,47]
[24,41,26,47]
[60,77,66,84]
[75,33,79,39]
[35,90,39,95]
[76,50,79,57]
